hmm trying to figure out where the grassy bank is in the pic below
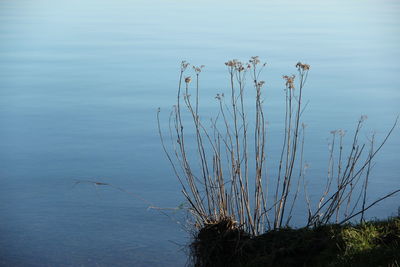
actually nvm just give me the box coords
[191,216,400,267]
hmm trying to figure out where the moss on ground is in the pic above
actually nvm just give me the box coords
[191,217,400,267]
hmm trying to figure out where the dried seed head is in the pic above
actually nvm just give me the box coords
[338,129,346,137]
[283,75,296,89]
[234,61,245,72]
[249,56,260,65]
[296,62,310,71]
[181,61,190,71]
[225,59,238,67]
[193,65,205,74]
[185,76,192,84]
[257,81,265,87]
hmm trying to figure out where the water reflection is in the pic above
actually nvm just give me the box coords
[0,0,399,265]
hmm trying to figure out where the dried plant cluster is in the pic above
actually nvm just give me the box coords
[157,57,398,236]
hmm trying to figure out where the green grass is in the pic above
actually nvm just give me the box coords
[191,216,400,267]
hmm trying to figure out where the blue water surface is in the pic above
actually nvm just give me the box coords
[0,0,399,266]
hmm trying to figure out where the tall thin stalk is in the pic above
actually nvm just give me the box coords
[157,58,399,235]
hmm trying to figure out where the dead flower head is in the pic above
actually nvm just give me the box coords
[257,81,265,87]
[234,61,245,72]
[283,75,296,89]
[181,61,190,71]
[193,65,205,74]
[249,56,260,65]
[225,59,238,67]
[185,76,192,84]
[360,115,368,122]
[337,129,346,137]
[296,62,310,71]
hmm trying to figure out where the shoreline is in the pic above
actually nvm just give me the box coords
[190,216,400,266]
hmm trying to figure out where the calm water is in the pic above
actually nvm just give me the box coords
[1,0,399,266]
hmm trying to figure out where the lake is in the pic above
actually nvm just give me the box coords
[0,0,399,266]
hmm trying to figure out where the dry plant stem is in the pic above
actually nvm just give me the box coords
[286,124,306,226]
[176,63,207,223]
[238,69,249,208]
[338,188,400,225]
[252,62,261,234]
[275,67,308,229]
[237,67,251,231]
[159,59,398,236]
[347,167,367,217]
[157,109,187,194]
[280,73,303,226]
[229,66,246,229]
[307,116,398,227]
[319,131,336,212]
[276,86,292,228]
[217,96,237,218]
[184,79,212,216]
[274,87,289,225]
[361,133,375,222]
[201,117,229,217]
[220,95,241,222]
[317,121,364,224]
